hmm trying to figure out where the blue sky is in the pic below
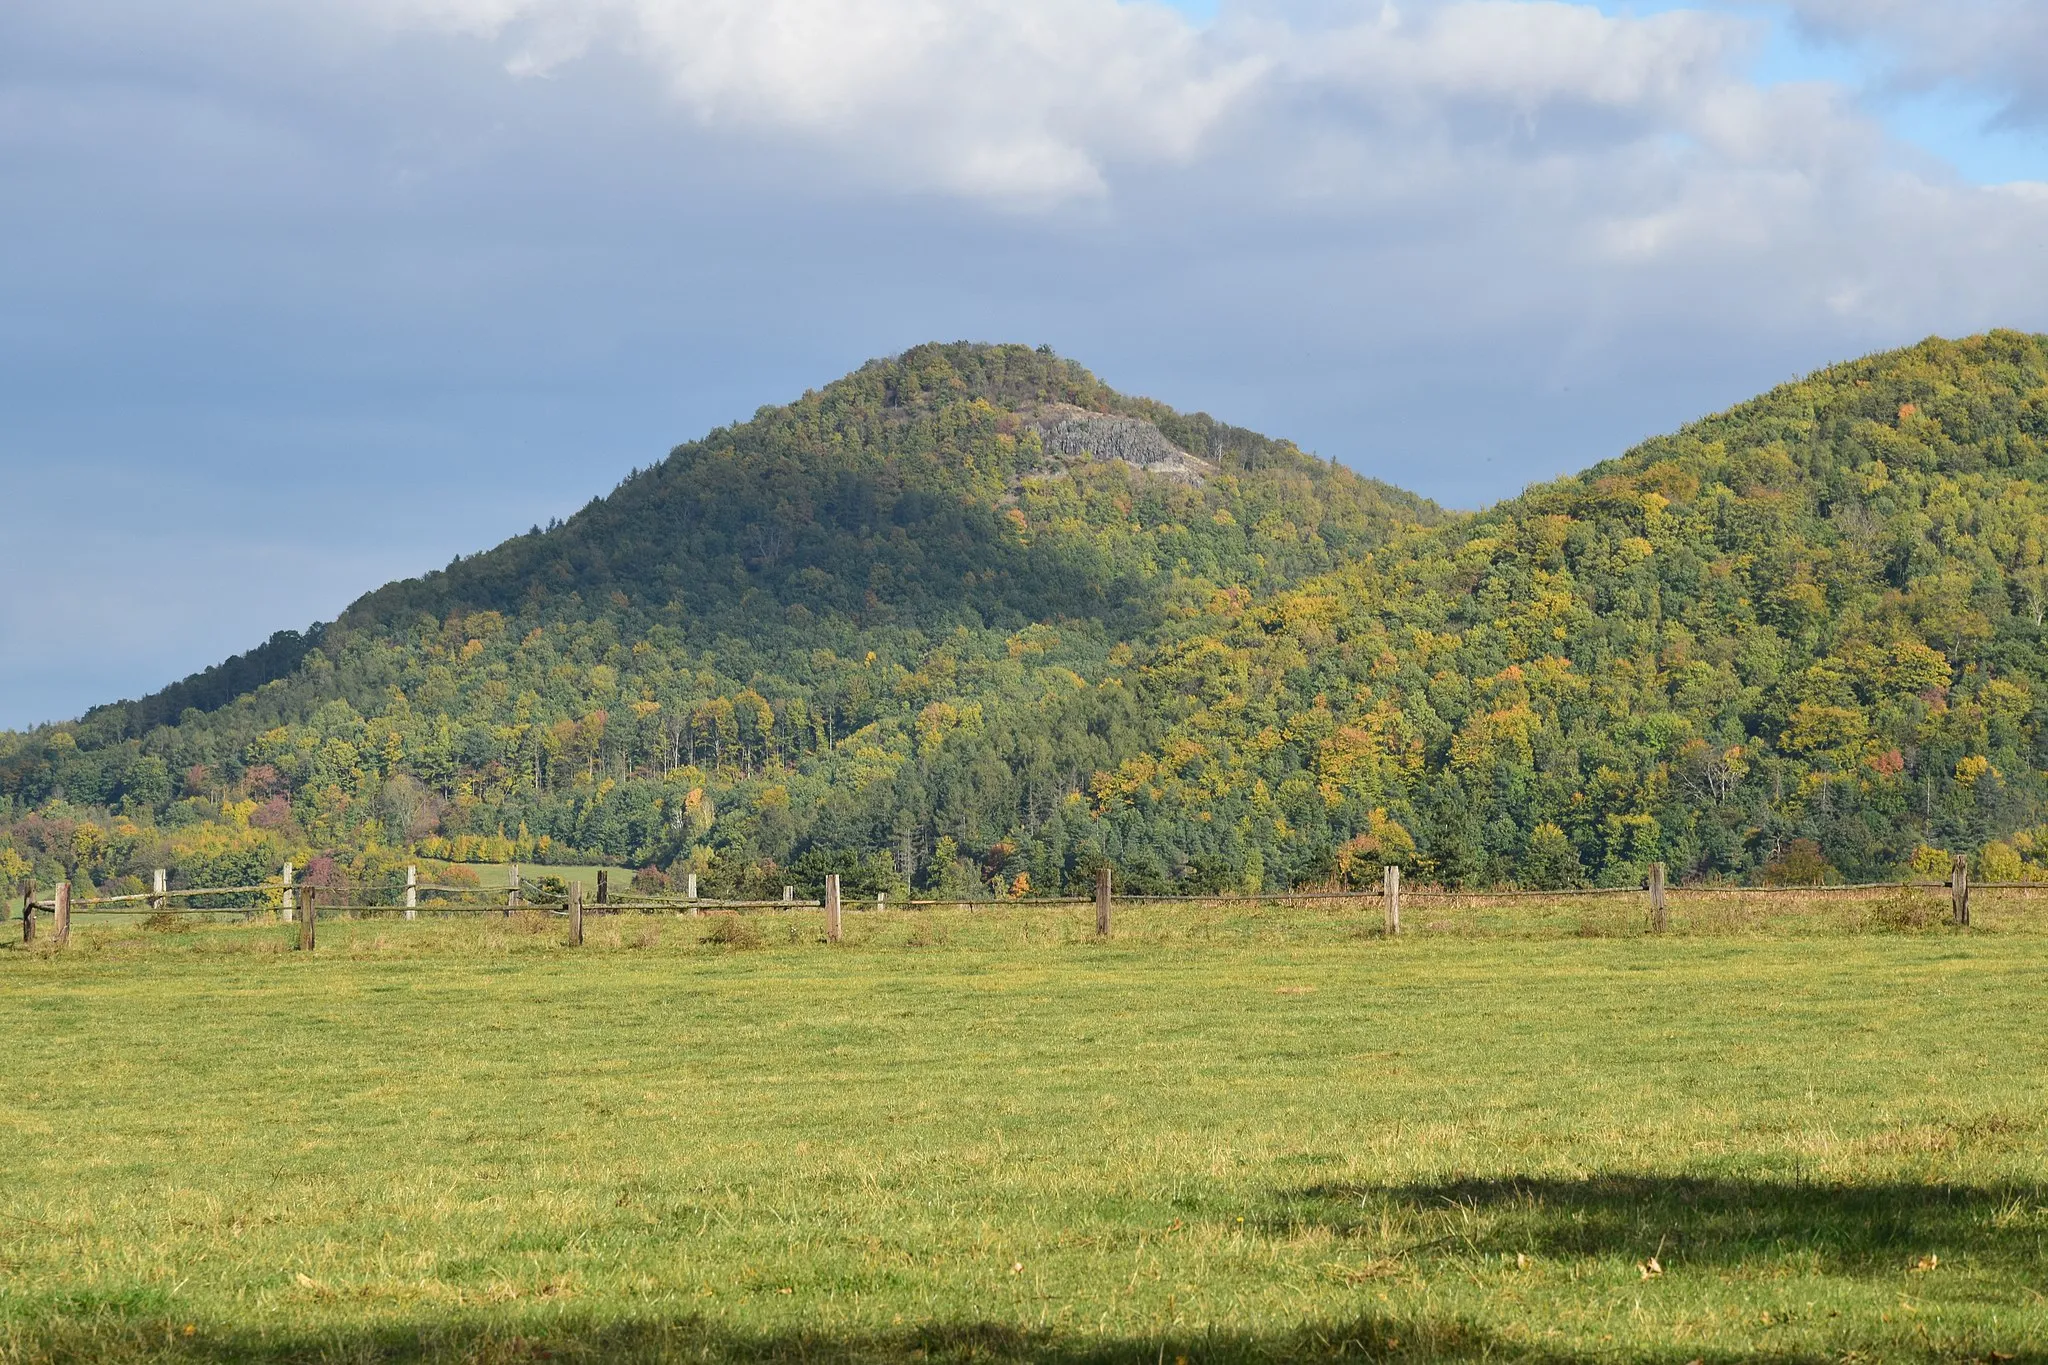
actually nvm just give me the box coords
[3,0,2047,729]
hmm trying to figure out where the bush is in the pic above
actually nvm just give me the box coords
[1909,844,1952,877]
[1764,839,1833,886]
[700,913,763,949]
[1866,885,1941,932]
[1980,841,2025,883]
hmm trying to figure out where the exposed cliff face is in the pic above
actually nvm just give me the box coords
[1034,405,1214,483]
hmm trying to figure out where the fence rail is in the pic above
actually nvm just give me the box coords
[75,885,273,905]
[13,855,2024,951]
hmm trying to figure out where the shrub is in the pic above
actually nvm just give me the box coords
[508,908,554,935]
[701,914,763,949]
[1980,841,2025,883]
[1866,885,1941,932]
[1764,839,1833,886]
[1909,844,1952,877]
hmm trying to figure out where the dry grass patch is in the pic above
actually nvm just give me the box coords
[699,912,764,949]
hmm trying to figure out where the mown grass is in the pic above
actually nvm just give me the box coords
[463,864,636,894]
[3,898,2046,1363]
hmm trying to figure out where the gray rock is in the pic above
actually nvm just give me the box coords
[1033,406,1212,484]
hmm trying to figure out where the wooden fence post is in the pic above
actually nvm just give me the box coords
[405,865,418,920]
[1952,855,1970,927]
[596,870,608,907]
[1095,866,1112,938]
[876,891,886,913]
[685,872,699,916]
[53,881,69,947]
[20,884,34,945]
[1383,865,1401,936]
[1650,862,1667,933]
[825,874,842,943]
[783,885,795,905]
[281,861,296,922]
[300,887,317,952]
[568,881,583,947]
[507,864,520,917]
[152,868,168,915]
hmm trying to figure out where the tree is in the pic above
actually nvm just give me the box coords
[1522,823,1585,890]
[1764,839,1832,886]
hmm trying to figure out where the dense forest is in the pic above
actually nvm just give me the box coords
[7,335,2048,901]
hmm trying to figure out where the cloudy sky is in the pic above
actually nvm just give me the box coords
[3,0,2046,728]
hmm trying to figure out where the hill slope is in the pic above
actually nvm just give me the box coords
[5,334,2048,899]
[0,344,1441,898]
[1092,330,2048,888]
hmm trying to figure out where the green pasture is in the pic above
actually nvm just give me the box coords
[458,864,638,894]
[3,898,2047,1363]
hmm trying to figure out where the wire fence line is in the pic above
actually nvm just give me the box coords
[14,855,2031,949]
[21,881,2035,915]
[19,881,2033,915]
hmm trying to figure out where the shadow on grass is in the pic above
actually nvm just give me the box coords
[14,1176,2048,1361]
[13,1312,2048,1365]
[1266,1172,2046,1277]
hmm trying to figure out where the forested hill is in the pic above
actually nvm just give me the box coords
[6,333,2048,902]
[0,343,1442,898]
[331,342,1438,651]
[75,344,1436,746]
[1091,330,2048,889]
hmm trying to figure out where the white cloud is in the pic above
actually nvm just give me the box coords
[9,0,2047,330]
[322,0,1790,208]
[1295,1,1744,114]
[324,0,2046,260]
[345,0,1265,202]
[1776,0,2048,120]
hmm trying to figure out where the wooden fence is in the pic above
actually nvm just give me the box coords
[10,854,2026,951]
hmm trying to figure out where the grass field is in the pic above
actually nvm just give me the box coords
[461,865,638,895]
[3,898,2047,1363]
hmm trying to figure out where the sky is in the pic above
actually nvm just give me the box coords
[3,0,2047,729]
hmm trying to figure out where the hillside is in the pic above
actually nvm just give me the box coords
[1094,331,2048,888]
[5,334,2048,899]
[0,343,1441,899]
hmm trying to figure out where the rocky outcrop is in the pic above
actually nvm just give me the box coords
[1033,406,1213,484]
